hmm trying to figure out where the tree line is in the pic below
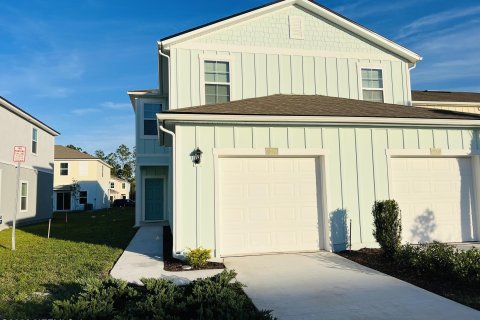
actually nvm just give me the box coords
[66,144,136,197]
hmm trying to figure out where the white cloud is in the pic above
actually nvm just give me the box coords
[397,6,480,40]
[101,101,131,109]
[71,108,100,116]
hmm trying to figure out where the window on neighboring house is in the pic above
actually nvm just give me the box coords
[60,163,68,176]
[205,61,230,105]
[110,182,115,189]
[32,128,38,154]
[79,191,87,205]
[143,103,162,136]
[20,182,28,211]
[122,183,126,189]
[361,68,384,103]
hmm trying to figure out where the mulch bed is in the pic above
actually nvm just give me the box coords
[338,248,480,311]
[163,226,225,272]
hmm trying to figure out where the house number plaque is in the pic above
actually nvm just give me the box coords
[265,148,279,156]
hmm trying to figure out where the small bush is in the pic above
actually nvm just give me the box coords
[185,247,212,269]
[51,270,275,319]
[51,277,138,319]
[372,200,402,258]
[395,242,480,284]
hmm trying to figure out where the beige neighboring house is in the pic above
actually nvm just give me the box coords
[413,90,480,114]
[54,145,112,211]
[109,176,131,202]
[0,97,59,230]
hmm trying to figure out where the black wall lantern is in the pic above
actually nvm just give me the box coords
[190,147,203,165]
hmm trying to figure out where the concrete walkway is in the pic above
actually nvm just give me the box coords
[225,252,479,320]
[110,225,222,285]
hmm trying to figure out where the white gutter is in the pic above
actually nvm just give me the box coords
[157,113,480,128]
[157,42,171,110]
[158,122,181,260]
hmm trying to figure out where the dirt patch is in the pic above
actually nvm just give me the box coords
[163,226,225,272]
[338,248,480,311]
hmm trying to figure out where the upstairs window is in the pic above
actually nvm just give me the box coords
[143,103,162,136]
[205,61,230,105]
[361,68,384,103]
[110,182,115,189]
[32,128,38,154]
[60,163,69,176]
[122,182,126,189]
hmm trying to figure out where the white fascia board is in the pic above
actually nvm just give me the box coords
[161,0,421,63]
[300,0,422,63]
[0,98,59,136]
[157,113,480,128]
[161,0,293,48]
[413,100,480,107]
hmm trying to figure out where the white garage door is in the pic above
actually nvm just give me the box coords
[219,157,321,256]
[391,157,478,243]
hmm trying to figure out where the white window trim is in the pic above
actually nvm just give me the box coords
[110,182,115,189]
[31,126,38,156]
[141,100,164,139]
[20,180,28,212]
[79,190,88,205]
[122,183,126,189]
[60,162,69,176]
[199,54,235,106]
[357,64,385,102]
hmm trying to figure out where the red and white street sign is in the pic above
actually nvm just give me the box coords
[13,146,26,163]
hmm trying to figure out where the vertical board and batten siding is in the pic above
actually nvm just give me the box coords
[166,5,412,110]
[175,124,479,253]
[170,47,410,109]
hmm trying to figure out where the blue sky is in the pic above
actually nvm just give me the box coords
[1,0,479,153]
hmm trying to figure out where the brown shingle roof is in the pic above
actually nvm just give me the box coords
[165,94,480,120]
[54,145,97,160]
[412,91,480,103]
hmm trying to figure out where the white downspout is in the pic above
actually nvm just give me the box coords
[157,41,171,109]
[159,122,181,259]
[158,42,181,259]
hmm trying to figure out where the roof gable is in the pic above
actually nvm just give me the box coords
[160,0,421,63]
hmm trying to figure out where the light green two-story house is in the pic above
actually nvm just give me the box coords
[129,0,480,258]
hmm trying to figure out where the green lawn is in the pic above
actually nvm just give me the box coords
[0,208,136,318]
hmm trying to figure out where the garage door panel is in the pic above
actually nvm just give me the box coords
[220,157,321,256]
[392,157,477,244]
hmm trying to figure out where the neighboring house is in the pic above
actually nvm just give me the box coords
[129,0,480,258]
[413,90,480,114]
[0,97,59,230]
[109,176,131,202]
[54,145,112,211]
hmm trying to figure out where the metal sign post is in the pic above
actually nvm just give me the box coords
[12,146,26,251]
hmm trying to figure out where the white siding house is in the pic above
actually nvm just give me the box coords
[0,97,59,230]
[129,0,480,258]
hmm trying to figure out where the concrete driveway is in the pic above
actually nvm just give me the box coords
[224,252,479,320]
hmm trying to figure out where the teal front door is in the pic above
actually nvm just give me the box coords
[145,178,164,221]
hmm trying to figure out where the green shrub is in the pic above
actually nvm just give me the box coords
[186,270,271,320]
[372,200,402,258]
[133,278,186,319]
[51,270,275,319]
[51,277,138,319]
[185,247,212,269]
[396,242,480,284]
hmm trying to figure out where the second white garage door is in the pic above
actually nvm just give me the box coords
[391,157,478,244]
[219,157,322,256]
